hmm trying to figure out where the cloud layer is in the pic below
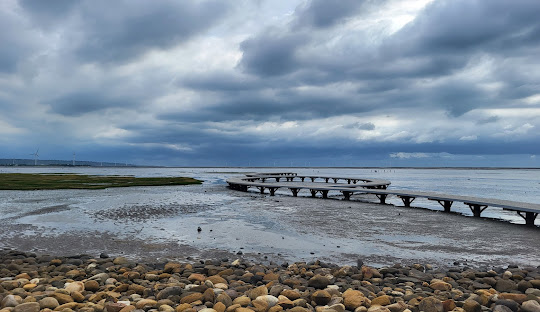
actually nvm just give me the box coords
[1,0,539,167]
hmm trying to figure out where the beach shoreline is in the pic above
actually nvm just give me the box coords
[1,249,540,312]
[1,181,539,270]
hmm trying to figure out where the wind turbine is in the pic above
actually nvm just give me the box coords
[30,148,39,166]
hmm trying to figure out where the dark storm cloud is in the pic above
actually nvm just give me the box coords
[2,0,540,166]
[182,72,262,92]
[239,31,309,76]
[343,122,375,131]
[380,0,540,90]
[18,0,79,28]
[159,87,376,122]
[0,8,36,72]
[236,0,540,120]
[477,116,499,125]
[391,0,540,55]
[17,0,230,64]
[75,0,230,63]
[424,81,492,117]
[293,0,371,29]
[47,92,130,116]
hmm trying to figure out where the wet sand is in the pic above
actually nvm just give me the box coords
[1,183,539,269]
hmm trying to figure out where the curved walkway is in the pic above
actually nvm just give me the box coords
[226,172,540,226]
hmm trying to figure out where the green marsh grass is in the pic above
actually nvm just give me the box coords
[0,173,202,190]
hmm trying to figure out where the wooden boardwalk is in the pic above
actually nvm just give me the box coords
[227,173,540,226]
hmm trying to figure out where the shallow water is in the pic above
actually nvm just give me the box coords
[0,167,539,268]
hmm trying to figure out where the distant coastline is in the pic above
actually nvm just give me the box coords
[1,159,539,170]
[0,158,136,167]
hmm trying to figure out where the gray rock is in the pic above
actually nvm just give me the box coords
[13,302,40,312]
[397,276,421,284]
[408,269,432,280]
[463,300,481,312]
[518,280,534,292]
[308,275,330,289]
[89,272,110,283]
[481,277,497,286]
[495,279,517,292]
[224,289,239,300]
[492,305,513,312]
[269,285,284,297]
[39,297,60,309]
[472,282,492,289]
[526,288,540,297]
[418,296,443,312]
[493,300,519,312]
[522,300,540,312]
[216,293,232,307]
[157,286,183,300]
[1,294,21,308]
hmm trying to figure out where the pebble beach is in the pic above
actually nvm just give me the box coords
[1,250,540,312]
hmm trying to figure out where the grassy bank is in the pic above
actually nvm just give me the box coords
[0,173,202,190]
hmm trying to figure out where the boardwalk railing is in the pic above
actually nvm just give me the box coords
[227,173,540,226]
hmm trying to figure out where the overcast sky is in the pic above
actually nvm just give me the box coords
[1,0,539,167]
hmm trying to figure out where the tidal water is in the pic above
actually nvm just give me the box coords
[0,167,539,268]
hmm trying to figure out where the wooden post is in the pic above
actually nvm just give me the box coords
[466,204,488,217]
[376,194,387,204]
[310,189,317,197]
[400,196,415,207]
[258,187,265,194]
[437,200,453,212]
[269,188,277,196]
[321,190,328,199]
[342,191,351,200]
[517,211,538,226]
[290,188,299,197]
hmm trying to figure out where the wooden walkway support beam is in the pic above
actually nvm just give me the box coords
[376,194,387,204]
[517,211,538,226]
[399,196,415,207]
[437,200,453,212]
[290,188,300,197]
[466,203,488,217]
